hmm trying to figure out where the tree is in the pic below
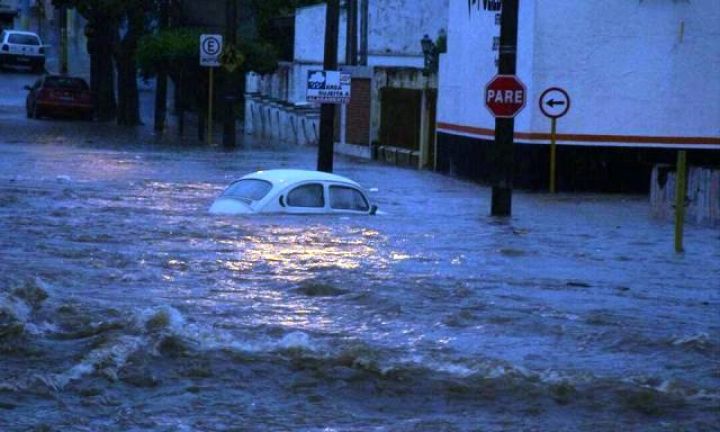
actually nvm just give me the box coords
[251,0,323,60]
[115,0,149,125]
[138,28,200,135]
[53,0,120,121]
[138,28,280,138]
[53,0,155,124]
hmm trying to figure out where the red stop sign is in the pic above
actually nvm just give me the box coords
[485,75,527,118]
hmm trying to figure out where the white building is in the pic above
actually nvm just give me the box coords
[436,0,720,191]
[245,0,448,158]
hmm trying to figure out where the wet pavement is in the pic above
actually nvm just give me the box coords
[1,74,719,431]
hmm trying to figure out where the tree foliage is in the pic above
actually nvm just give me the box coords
[251,0,323,60]
[137,28,278,79]
[251,0,324,36]
[137,28,199,78]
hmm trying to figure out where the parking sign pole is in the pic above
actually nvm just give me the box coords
[208,67,214,144]
[200,34,223,144]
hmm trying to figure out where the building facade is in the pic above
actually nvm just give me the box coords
[245,0,448,162]
[437,0,720,192]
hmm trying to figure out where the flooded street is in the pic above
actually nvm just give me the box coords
[1,114,719,431]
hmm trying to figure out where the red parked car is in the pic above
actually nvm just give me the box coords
[25,75,93,120]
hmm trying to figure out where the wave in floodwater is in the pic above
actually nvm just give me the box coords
[1,278,718,432]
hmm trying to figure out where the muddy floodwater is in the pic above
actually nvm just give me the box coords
[0,140,718,431]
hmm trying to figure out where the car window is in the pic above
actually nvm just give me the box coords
[287,183,324,208]
[8,34,40,46]
[221,179,272,202]
[329,186,369,211]
[42,77,89,90]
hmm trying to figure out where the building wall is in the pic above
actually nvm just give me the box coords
[367,0,449,68]
[530,0,720,143]
[294,4,347,64]
[248,1,448,158]
[438,0,523,133]
[438,0,720,149]
[294,0,449,68]
[345,78,371,145]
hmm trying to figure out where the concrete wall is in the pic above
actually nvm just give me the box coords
[244,95,320,146]
[245,65,320,146]
[438,0,720,149]
[651,165,720,226]
[367,0,448,67]
[294,3,347,64]
[295,0,449,68]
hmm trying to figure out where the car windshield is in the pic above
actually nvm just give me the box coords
[43,77,89,90]
[221,179,272,202]
[8,34,40,45]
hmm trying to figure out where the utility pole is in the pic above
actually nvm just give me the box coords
[359,0,368,65]
[59,5,68,74]
[345,0,358,66]
[223,0,237,149]
[317,0,339,172]
[154,0,169,133]
[21,0,30,30]
[491,0,519,217]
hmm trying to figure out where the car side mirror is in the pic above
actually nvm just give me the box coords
[23,85,32,91]
[370,204,378,215]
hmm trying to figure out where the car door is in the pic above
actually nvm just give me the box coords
[282,182,327,214]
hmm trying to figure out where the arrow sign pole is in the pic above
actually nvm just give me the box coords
[549,117,557,193]
[539,87,571,193]
[208,67,214,144]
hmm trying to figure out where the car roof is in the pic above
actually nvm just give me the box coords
[241,169,362,188]
[5,30,40,37]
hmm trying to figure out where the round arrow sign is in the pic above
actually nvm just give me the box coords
[539,87,570,119]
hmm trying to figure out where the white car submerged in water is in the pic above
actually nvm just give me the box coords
[210,169,377,215]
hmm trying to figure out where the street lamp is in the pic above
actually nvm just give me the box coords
[420,34,436,76]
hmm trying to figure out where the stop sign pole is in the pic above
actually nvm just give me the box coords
[490,0,520,217]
